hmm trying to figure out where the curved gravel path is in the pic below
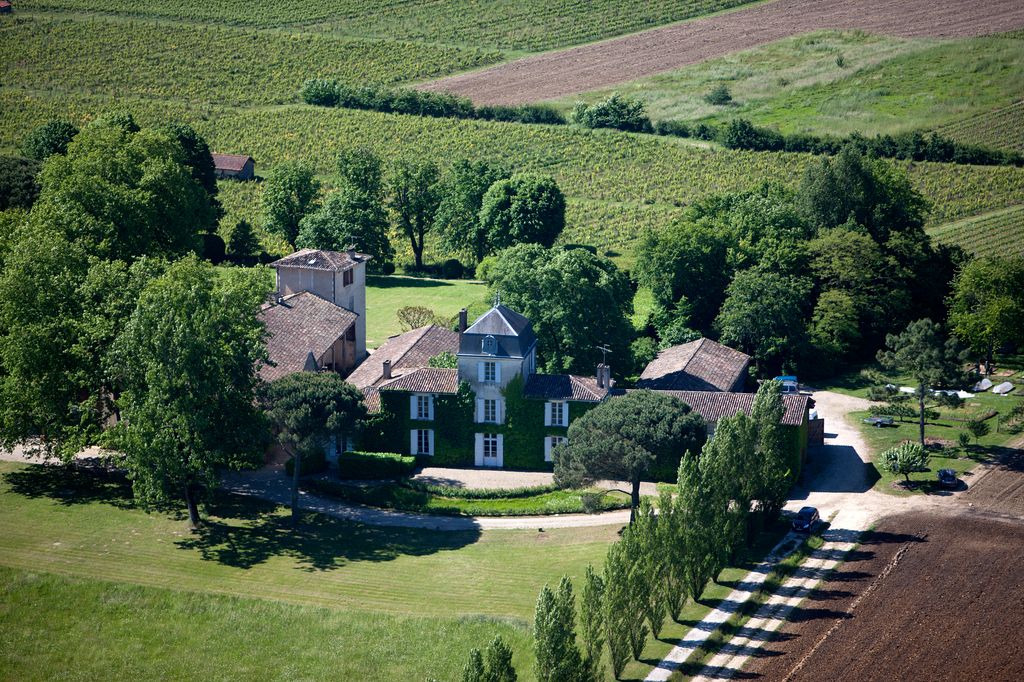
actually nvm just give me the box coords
[419,0,1024,105]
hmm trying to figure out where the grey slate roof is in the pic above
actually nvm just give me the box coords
[650,390,809,427]
[458,304,536,358]
[638,338,751,392]
[346,325,459,390]
[271,248,371,272]
[211,153,252,172]
[523,374,610,402]
[258,292,357,382]
[378,367,460,395]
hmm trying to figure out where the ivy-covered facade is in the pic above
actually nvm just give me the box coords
[361,305,611,470]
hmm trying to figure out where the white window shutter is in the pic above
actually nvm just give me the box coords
[410,430,417,455]
[478,362,485,382]
[428,430,434,456]
[475,433,484,466]
[496,434,503,467]
[498,398,504,425]
[544,402,552,426]
[410,395,417,420]
[495,363,501,383]
[561,402,568,426]
[544,437,552,462]
[476,398,484,423]
[428,395,434,421]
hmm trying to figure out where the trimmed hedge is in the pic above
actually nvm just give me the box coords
[301,79,565,125]
[338,451,417,480]
[402,480,560,499]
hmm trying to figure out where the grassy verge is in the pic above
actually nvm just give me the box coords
[365,275,486,347]
[303,478,631,516]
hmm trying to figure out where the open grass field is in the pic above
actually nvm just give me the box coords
[365,275,486,348]
[743,511,1024,681]
[938,99,1024,154]
[14,0,759,52]
[0,16,503,106]
[560,31,1024,141]
[929,204,1024,258]
[420,0,1024,105]
[0,461,796,680]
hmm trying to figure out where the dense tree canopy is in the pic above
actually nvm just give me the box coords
[0,156,42,211]
[21,119,79,161]
[110,257,270,527]
[554,390,705,519]
[948,256,1024,373]
[390,158,441,269]
[479,174,565,253]
[435,159,511,263]
[263,161,320,246]
[482,244,634,375]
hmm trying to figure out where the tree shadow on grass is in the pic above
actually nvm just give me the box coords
[367,275,455,289]
[3,463,135,509]
[175,489,482,571]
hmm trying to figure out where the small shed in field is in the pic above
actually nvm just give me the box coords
[212,153,255,180]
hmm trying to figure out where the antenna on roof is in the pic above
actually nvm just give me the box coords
[595,345,612,364]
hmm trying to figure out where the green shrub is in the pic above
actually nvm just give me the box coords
[284,448,328,477]
[338,451,417,480]
[704,83,733,106]
[441,258,465,279]
[572,94,653,133]
[878,441,928,483]
[402,480,560,499]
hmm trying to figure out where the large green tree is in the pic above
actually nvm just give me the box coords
[750,380,793,522]
[482,244,634,375]
[390,158,441,269]
[533,576,583,682]
[435,159,511,264]
[554,390,705,520]
[110,257,270,527]
[0,156,42,211]
[877,318,966,446]
[263,161,320,246]
[479,174,565,253]
[261,372,366,523]
[715,268,811,375]
[21,119,79,161]
[948,256,1024,374]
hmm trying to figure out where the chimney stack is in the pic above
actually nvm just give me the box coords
[596,363,605,389]
[346,246,357,261]
[458,308,468,334]
[596,363,612,390]
[382,359,392,380]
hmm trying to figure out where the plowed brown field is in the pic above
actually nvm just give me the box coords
[742,510,1024,681]
[420,0,1024,105]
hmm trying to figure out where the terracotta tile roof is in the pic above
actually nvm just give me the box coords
[211,153,252,172]
[651,390,808,427]
[638,338,751,392]
[258,292,357,382]
[362,386,381,414]
[523,373,610,402]
[271,248,371,272]
[346,324,459,390]
[378,367,460,394]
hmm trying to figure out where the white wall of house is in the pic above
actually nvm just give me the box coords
[276,260,368,361]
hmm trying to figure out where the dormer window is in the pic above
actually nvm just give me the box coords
[482,335,497,355]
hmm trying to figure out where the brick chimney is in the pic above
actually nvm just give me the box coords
[458,308,468,334]
[596,363,605,389]
[596,363,612,390]
[382,359,392,380]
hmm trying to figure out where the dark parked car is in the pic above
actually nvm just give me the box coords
[792,506,819,533]
[938,468,958,489]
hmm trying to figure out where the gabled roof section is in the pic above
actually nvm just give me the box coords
[346,324,459,390]
[459,304,536,358]
[650,390,808,427]
[211,153,252,172]
[638,338,751,392]
[258,292,357,382]
[379,367,460,395]
[523,373,610,402]
[271,248,371,272]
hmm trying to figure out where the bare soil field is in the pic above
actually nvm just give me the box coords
[742,510,1024,681]
[421,0,1024,105]
[960,439,1024,518]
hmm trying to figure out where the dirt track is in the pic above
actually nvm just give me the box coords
[420,0,1024,105]
[742,510,1024,681]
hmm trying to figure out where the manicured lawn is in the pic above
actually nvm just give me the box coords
[365,275,486,347]
[0,461,797,680]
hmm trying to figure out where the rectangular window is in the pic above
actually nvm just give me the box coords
[416,395,432,420]
[544,436,568,462]
[416,429,432,455]
[343,269,354,286]
[483,433,499,460]
[550,401,566,427]
[483,361,497,383]
[484,399,497,423]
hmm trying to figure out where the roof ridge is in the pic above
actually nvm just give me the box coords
[391,325,433,367]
